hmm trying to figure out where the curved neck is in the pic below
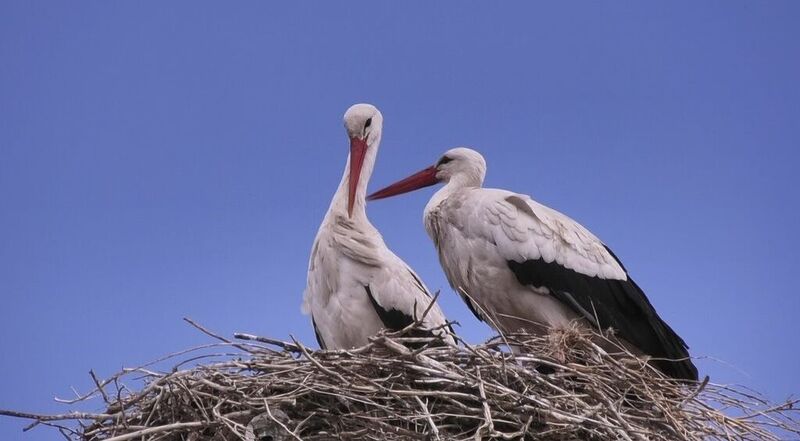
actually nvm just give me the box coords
[424,172,484,224]
[449,171,484,189]
[327,141,380,224]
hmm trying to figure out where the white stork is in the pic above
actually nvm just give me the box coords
[368,147,697,380]
[301,104,454,350]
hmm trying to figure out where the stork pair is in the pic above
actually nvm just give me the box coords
[302,104,698,381]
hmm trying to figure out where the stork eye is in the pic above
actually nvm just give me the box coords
[436,156,453,167]
[364,118,372,129]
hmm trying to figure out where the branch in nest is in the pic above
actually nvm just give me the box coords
[1,321,797,441]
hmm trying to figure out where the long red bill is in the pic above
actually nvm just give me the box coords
[367,165,440,201]
[348,137,369,217]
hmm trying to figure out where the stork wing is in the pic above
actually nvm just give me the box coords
[480,191,626,280]
[365,257,455,346]
[465,189,696,380]
[311,315,327,350]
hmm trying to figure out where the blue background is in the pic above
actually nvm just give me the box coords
[1,2,798,439]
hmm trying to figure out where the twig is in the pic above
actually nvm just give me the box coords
[1,320,797,441]
[263,399,302,441]
[415,395,441,441]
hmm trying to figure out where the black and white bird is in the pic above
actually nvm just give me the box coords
[302,104,454,350]
[369,147,697,380]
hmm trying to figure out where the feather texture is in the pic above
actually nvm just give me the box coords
[416,147,696,380]
[303,105,454,350]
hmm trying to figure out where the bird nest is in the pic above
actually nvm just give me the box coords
[2,318,798,441]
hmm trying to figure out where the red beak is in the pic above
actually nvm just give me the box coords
[367,165,440,201]
[348,137,369,217]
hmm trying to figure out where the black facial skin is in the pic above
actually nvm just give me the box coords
[436,156,453,167]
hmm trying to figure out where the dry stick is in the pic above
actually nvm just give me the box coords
[394,291,453,351]
[182,317,255,354]
[234,333,300,352]
[290,336,350,385]
[292,412,317,436]
[459,287,512,353]
[598,395,637,441]
[418,290,442,323]
[263,398,302,441]
[474,367,494,441]
[55,425,74,441]
[460,287,514,382]
[212,399,246,439]
[92,370,183,419]
[0,409,111,424]
[54,341,235,405]
[680,375,711,408]
[414,395,441,441]
[3,322,798,440]
[101,421,210,441]
[88,370,110,405]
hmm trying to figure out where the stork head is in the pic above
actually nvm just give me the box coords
[432,147,486,185]
[343,104,383,217]
[368,147,486,201]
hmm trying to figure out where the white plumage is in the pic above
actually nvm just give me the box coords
[302,104,454,350]
[369,147,697,380]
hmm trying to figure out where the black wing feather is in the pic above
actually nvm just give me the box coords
[507,258,698,381]
[311,315,327,350]
[459,291,484,323]
[365,285,415,330]
[365,285,446,349]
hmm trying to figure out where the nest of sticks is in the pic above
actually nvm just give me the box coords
[2,317,799,441]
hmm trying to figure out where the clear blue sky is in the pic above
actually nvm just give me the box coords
[1,2,798,439]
